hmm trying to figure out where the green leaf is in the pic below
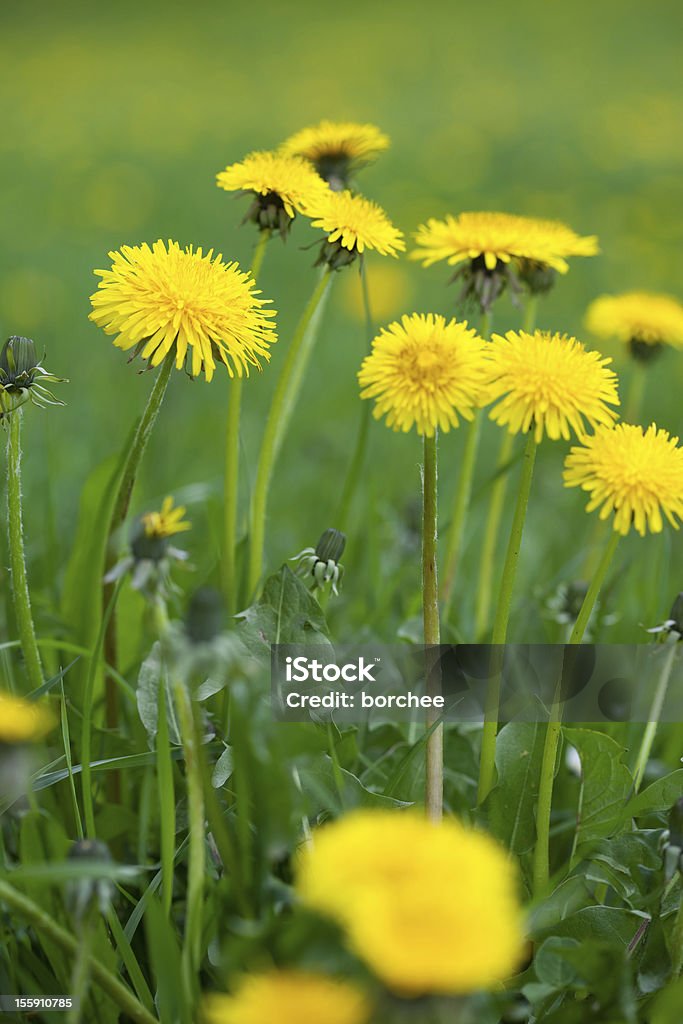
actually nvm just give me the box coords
[564,727,632,852]
[212,745,234,788]
[144,893,189,1024]
[299,757,411,816]
[649,978,683,1024]
[535,936,582,987]
[626,769,683,819]
[136,642,181,747]
[237,565,331,650]
[486,722,545,855]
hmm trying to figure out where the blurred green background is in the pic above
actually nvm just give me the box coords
[1,0,682,643]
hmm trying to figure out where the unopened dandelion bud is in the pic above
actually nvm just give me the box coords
[315,528,346,565]
[65,839,115,924]
[0,335,66,417]
[517,260,557,295]
[186,587,225,644]
[1,336,38,376]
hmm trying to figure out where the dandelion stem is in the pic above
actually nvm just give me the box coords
[6,408,43,690]
[632,640,678,793]
[224,231,270,615]
[441,310,491,608]
[103,349,174,728]
[533,529,620,894]
[0,879,158,1024]
[337,262,374,530]
[474,296,538,636]
[248,269,332,597]
[173,677,205,1007]
[478,430,538,804]
[673,897,683,977]
[422,431,442,821]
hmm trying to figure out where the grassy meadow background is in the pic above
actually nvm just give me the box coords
[1,0,682,646]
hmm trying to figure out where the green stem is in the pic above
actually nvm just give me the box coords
[441,414,481,606]
[673,897,683,977]
[440,310,491,609]
[337,262,375,529]
[422,432,442,821]
[248,270,332,596]
[567,530,619,645]
[6,408,43,690]
[67,916,94,1024]
[474,296,538,637]
[632,641,678,792]
[0,879,158,1024]
[173,677,205,1008]
[223,231,270,615]
[81,580,123,839]
[103,349,174,729]
[478,430,538,804]
[533,529,620,895]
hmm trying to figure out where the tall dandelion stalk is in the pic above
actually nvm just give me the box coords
[2,337,66,690]
[474,295,538,636]
[223,230,270,614]
[248,188,404,596]
[358,313,489,820]
[6,409,44,690]
[532,422,683,893]
[477,332,619,803]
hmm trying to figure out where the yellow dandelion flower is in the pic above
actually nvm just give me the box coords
[216,151,328,236]
[564,423,683,535]
[0,692,55,744]
[586,291,683,352]
[309,190,405,269]
[358,313,489,437]
[141,496,191,539]
[280,120,389,188]
[485,330,619,443]
[411,211,598,274]
[202,971,370,1024]
[89,240,277,382]
[296,810,525,996]
[411,211,597,309]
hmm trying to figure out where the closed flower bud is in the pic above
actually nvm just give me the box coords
[186,587,225,645]
[0,335,66,417]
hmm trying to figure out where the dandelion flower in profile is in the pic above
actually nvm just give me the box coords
[586,291,683,362]
[202,971,370,1024]
[106,495,191,596]
[564,423,683,535]
[89,240,277,382]
[309,190,405,269]
[296,810,525,996]
[280,119,389,189]
[0,692,54,744]
[216,150,328,237]
[411,211,598,310]
[486,330,619,442]
[358,313,489,436]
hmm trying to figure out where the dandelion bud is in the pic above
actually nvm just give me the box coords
[0,335,66,416]
[516,260,557,296]
[629,338,664,364]
[65,839,115,924]
[292,527,347,595]
[315,528,346,565]
[1,336,38,376]
[186,587,225,644]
